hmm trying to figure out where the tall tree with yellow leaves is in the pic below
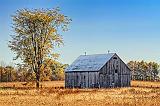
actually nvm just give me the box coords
[9,8,71,88]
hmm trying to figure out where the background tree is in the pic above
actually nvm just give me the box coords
[16,64,35,82]
[0,66,3,82]
[127,61,160,81]
[52,62,68,80]
[9,8,71,88]
[5,66,15,82]
[0,61,6,82]
[0,61,17,82]
[42,58,68,81]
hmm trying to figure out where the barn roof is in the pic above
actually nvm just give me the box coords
[65,53,115,72]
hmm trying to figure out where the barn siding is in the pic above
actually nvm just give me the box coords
[99,54,131,88]
[65,71,99,88]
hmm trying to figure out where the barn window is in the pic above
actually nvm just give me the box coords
[113,64,115,68]
[77,75,79,80]
[115,69,118,73]
[113,57,117,59]
[116,65,118,68]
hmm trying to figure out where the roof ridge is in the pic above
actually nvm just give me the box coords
[80,53,115,56]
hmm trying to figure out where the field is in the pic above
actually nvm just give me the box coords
[0,81,160,106]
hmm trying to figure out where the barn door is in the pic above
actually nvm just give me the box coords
[99,74,104,88]
[114,69,118,87]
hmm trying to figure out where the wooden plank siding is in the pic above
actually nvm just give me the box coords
[65,54,131,88]
[65,71,99,88]
[98,54,130,88]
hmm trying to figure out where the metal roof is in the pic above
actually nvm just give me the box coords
[65,53,115,72]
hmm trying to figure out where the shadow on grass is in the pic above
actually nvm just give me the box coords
[0,87,13,90]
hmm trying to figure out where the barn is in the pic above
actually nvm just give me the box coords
[65,53,131,88]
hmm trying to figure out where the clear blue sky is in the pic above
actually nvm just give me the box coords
[0,0,160,65]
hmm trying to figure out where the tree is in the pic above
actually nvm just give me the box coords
[9,8,71,88]
[42,58,68,81]
[127,60,160,81]
[52,62,68,80]
[151,62,159,80]
[0,66,4,82]
[16,64,35,82]
[0,61,6,82]
[5,66,15,82]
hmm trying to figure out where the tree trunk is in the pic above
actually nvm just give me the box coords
[36,70,40,89]
[0,69,2,82]
[36,76,40,88]
[36,80,39,88]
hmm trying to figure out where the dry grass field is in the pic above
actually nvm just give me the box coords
[0,81,160,106]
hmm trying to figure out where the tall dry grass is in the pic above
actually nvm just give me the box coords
[131,80,160,88]
[0,81,160,106]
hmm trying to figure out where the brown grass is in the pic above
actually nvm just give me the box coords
[131,80,160,88]
[0,81,160,106]
[0,81,64,89]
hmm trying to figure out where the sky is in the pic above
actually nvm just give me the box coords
[0,0,160,65]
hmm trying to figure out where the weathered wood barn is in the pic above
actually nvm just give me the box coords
[65,53,131,88]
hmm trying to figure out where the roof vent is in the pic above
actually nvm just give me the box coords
[85,52,87,56]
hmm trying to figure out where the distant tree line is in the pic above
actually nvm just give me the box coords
[127,61,160,81]
[0,59,68,82]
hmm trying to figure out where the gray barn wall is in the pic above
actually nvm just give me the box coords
[99,54,131,87]
[65,71,99,88]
